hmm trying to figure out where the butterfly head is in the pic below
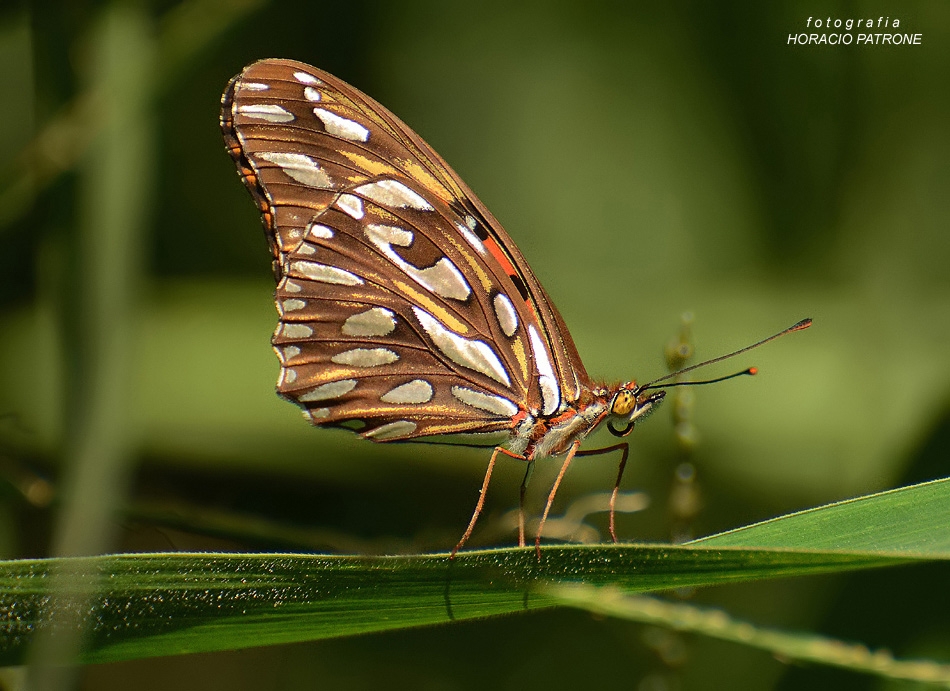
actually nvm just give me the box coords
[606,382,666,438]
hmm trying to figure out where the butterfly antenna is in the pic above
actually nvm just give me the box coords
[639,318,812,392]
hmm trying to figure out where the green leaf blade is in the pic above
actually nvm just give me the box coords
[0,546,904,665]
[3,478,948,665]
[692,477,950,556]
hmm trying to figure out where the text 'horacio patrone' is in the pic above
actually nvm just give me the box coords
[788,17,922,46]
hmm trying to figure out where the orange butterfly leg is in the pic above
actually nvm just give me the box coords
[452,446,526,558]
[518,461,534,548]
[576,442,631,543]
[535,440,581,560]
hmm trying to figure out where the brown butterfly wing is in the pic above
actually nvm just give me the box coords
[222,59,589,441]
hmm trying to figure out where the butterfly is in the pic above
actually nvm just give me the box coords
[221,59,810,556]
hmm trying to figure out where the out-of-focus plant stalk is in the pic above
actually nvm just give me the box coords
[25,5,155,689]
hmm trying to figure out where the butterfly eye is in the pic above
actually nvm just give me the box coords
[610,390,637,416]
[608,389,665,438]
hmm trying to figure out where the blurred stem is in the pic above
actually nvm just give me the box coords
[0,0,265,230]
[25,4,155,688]
[550,584,950,685]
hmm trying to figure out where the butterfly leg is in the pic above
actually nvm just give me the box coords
[452,446,526,558]
[576,442,631,542]
[535,440,582,560]
[518,461,535,548]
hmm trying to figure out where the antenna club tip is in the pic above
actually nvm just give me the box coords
[792,318,813,331]
[747,367,758,376]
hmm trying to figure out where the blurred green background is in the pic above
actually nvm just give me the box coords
[1,1,948,689]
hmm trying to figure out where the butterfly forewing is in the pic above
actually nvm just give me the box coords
[222,59,590,441]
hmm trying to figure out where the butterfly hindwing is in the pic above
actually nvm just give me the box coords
[222,59,590,441]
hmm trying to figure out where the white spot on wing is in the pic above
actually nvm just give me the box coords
[336,194,364,219]
[299,379,357,402]
[451,386,518,418]
[314,108,370,142]
[281,298,306,312]
[281,279,302,293]
[281,323,313,339]
[293,71,322,85]
[291,260,363,285]
[414,260,470,300]
[303,86,321,102]
[281,368,297,385]
[276,345,301,362]
[365,224,471,301]
[493,293,518,337]
[354,180,433,211]
[456,217,486,254]
[241,82,269,91]
[308,223,334,239]
[342,307,396,337]
[364,420,417,439]
[310,408,331,419]
[330,348,399,367]
[381,379,434,404]
[367,223,412,246]
[412,306,511,386]
[528,324,560,416]
[237,103,294,123]
[257,152,332,189]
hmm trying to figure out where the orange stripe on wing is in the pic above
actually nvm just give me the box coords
[484,237,539,322]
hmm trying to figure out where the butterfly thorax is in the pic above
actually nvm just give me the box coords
[508,380,660,461]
